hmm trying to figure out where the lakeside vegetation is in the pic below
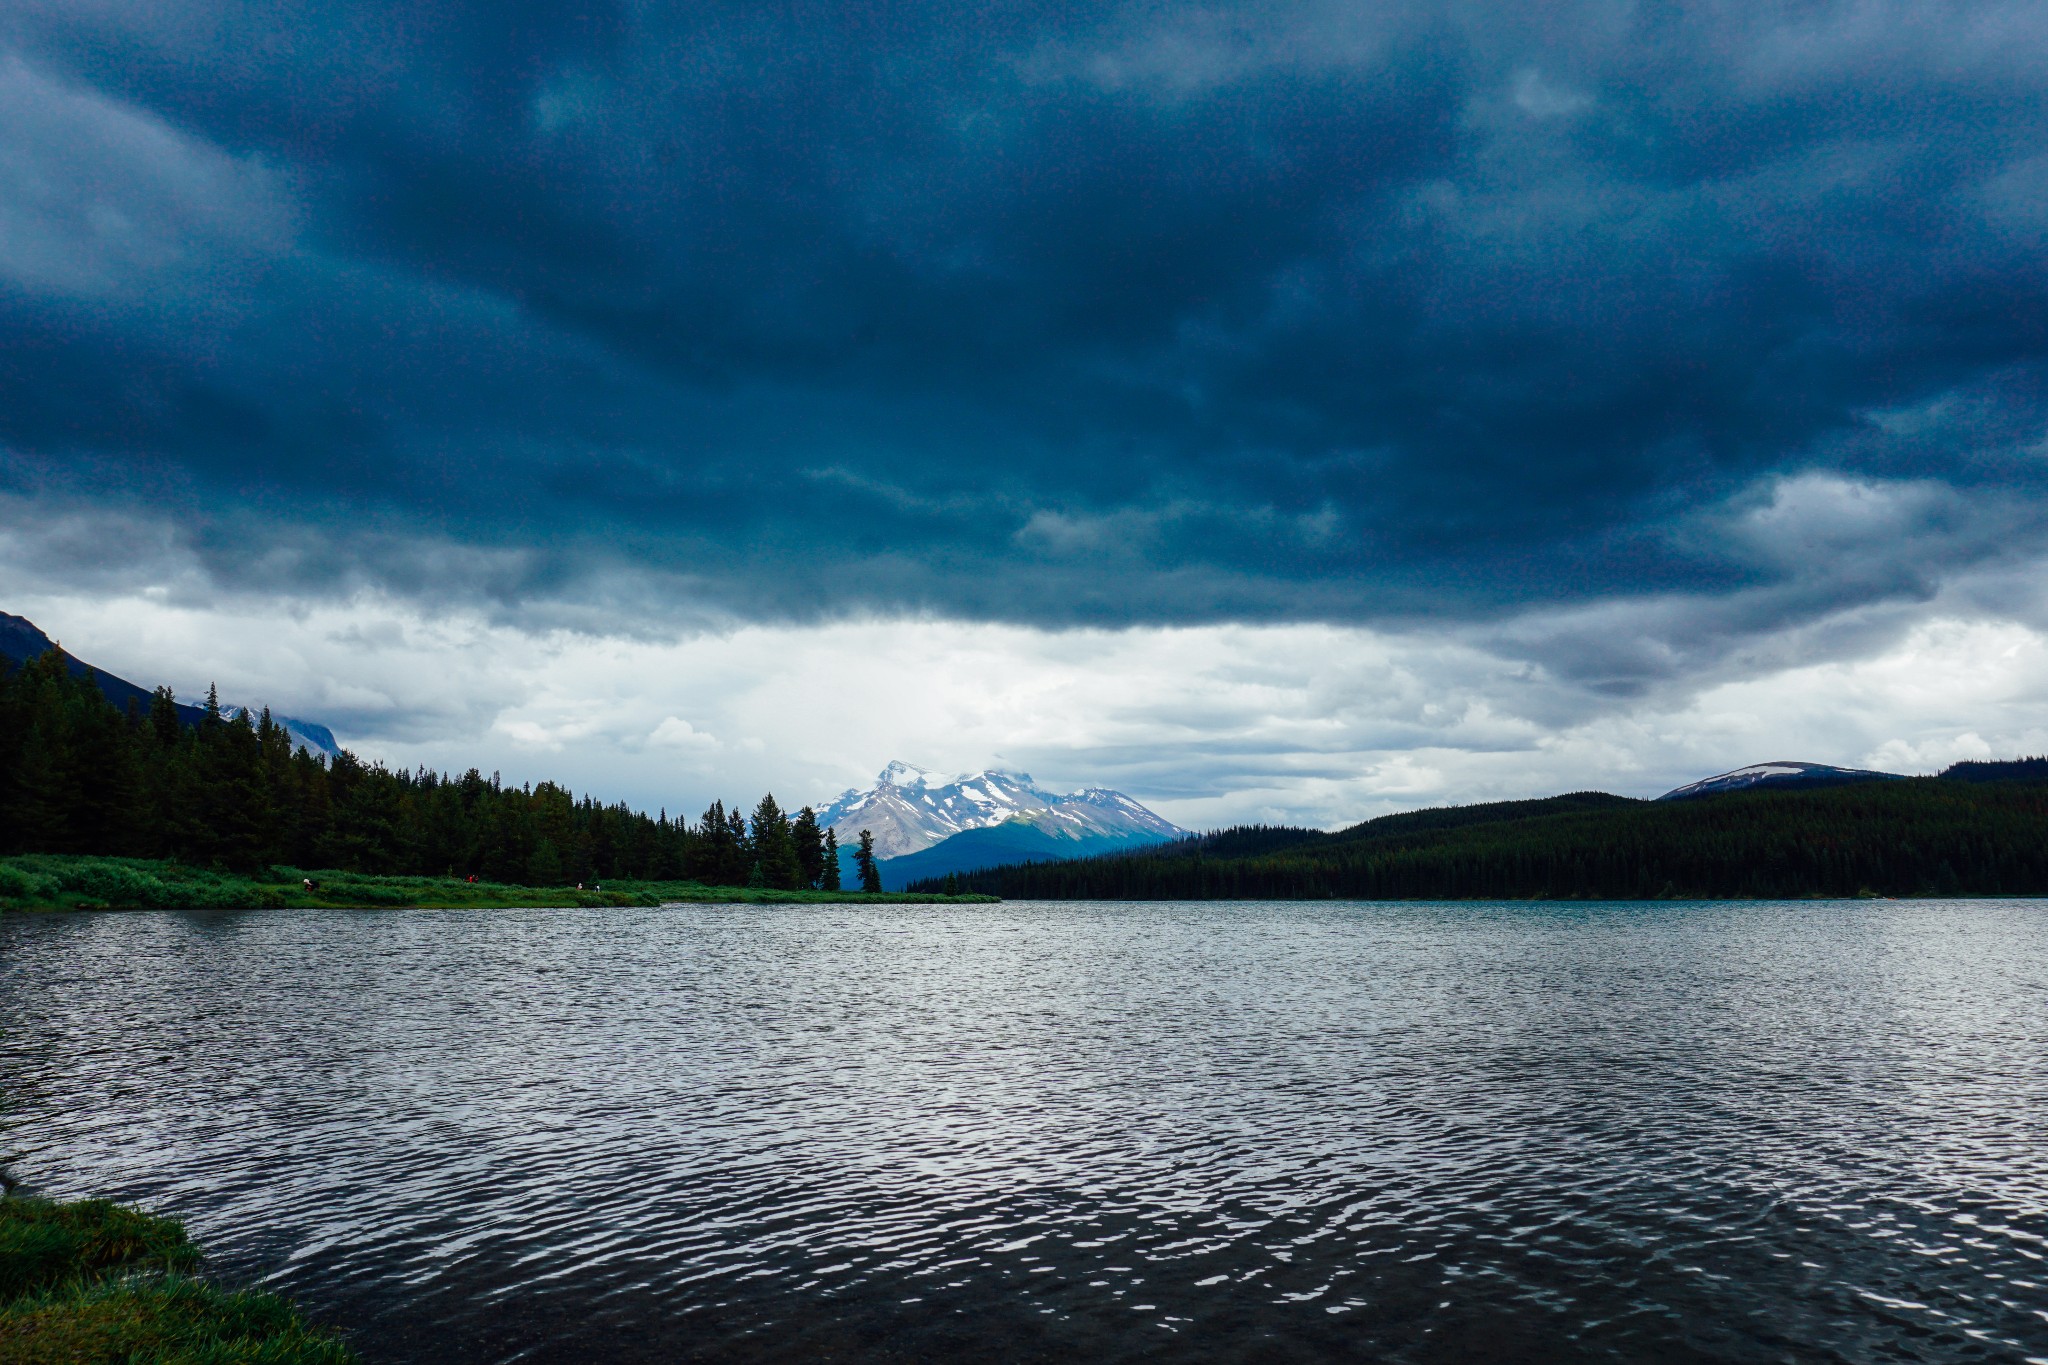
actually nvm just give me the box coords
[920,781,2048,900]
[0,1196,352,1363]
[0,647,902,894]
[0,855,995,912]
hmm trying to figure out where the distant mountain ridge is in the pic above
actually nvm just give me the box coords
[1658,757,2048,800]
[0,612,341,760]
[872,814,1188,890]
[818,761,1185,860]
[1941,757,2048,783]
[1656,761,1904,801]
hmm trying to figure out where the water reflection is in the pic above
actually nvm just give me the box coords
[4,901,2046,1363]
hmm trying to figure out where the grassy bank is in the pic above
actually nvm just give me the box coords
[0,854,999,912]
[0,1196,352,1363]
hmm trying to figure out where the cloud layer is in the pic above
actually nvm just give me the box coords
[16,560,2048,830]
[2,1,2045,657]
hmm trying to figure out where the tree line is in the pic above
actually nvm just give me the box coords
[917,782,2048,900]
[0,648,888,890]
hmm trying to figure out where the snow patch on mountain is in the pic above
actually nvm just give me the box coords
[819,761,1186,858]
[1657,760,1903,801]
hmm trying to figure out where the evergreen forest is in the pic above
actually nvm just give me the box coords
[915,782,2048,900]
[0,649,845,890]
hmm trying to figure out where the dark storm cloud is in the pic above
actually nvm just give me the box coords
[4,0,2048,660]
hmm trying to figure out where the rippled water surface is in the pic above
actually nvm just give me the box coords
[5,901,2048,1363]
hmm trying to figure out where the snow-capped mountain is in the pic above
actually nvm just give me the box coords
[1657,761,1902,802]
[818,761,1186,858]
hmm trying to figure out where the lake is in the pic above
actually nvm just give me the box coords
[3,901,2045,1363]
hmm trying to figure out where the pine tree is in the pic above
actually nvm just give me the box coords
[821,828,842,890]
[148,687,182,750]
[202,704,269,868]
[791,805,826,889]
[695,800,730,884]
[697,800,751,886]
[855,829,882,893]
[3,652,70,852]
[750,793,799,889]
[65,671,140,855]
[726,806,750,869]
[0,655,28,850]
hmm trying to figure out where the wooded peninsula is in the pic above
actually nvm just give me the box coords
[0,648,986,909]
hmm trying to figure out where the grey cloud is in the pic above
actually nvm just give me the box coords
[0,56,290,300]
[0,0,2044,646]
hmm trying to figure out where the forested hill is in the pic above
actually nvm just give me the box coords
[916,782,2048,900]
[0,648,849,890]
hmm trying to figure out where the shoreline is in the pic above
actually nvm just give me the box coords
[0,855,998,913]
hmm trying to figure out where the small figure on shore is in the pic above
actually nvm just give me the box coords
[302,877,317,893]
[467,874,478,884]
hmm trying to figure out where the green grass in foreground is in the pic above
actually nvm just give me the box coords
[0,1197,352,1364]
[0,854,999,912]
[0,1199,197,1300]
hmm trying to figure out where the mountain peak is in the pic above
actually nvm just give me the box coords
[877,759,933,788]
[876,758,986,790]
[821,762,1183,858]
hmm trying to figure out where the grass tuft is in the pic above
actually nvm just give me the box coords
[0,1198,198,1299]
[0,1198,355,1364]
[0,1274,353,1365]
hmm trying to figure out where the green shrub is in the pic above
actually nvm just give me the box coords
[55,861,172,907]
[308,880,415,905]
[0,864,61,902]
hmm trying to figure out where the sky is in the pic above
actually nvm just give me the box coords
[5,0,2048,827]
